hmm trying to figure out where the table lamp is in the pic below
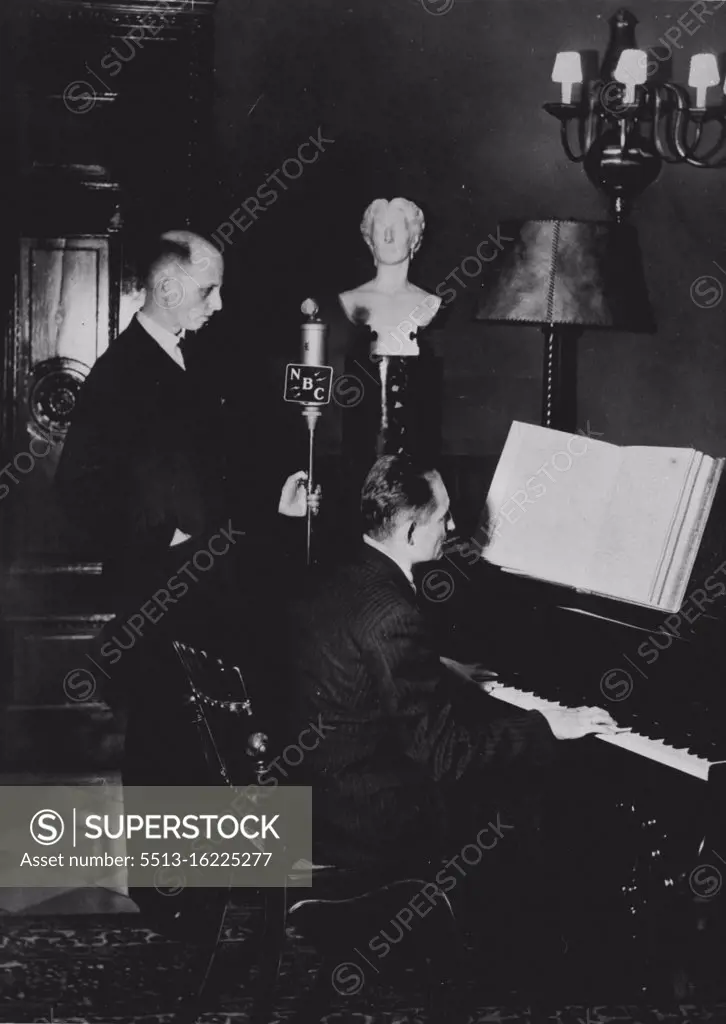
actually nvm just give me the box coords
[475,219,655,430]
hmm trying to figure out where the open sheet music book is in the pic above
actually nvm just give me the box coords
[482,422,724,612]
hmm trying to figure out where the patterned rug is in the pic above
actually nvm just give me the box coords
[2,902,726,1024]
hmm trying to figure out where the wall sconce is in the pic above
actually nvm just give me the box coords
[547,8,726,221]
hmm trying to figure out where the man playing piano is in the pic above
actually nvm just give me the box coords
[288,453,623,873]
[286,453,630,997]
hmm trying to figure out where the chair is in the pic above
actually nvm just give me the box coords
[159,640,472,1024]
[165,640,285,1024]
[118,640,279,1022]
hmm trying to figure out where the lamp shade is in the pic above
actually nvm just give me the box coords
[689,53,720,90]
[475,220,655,332]
[614,48,648,86]
[551,51,583,85]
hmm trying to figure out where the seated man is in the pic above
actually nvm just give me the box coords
[287,454,622,875]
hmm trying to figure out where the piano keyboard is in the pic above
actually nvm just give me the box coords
[485,682,719,782]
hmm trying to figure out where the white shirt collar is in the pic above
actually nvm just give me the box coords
[136,311,186,370]
[363,535,415,590]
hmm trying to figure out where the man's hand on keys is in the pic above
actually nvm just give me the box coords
[440,656,499,687]
[538,705,628,740]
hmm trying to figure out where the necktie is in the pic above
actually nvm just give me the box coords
[176,336,187,370]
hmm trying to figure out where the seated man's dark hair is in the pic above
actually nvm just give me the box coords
[361,454,439,540]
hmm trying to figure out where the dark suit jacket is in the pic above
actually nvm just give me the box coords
[287,544,555,871]
[56,318,232,603]
[55,318,254,798]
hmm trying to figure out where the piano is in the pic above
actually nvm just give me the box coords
[435,551,726,783]
[484,680,720,783]
[424,479,726,999]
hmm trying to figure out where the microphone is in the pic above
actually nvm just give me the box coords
[299,298,326,427]
[300,298,325,366]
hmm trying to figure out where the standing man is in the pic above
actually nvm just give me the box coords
[57,229,312,606]
[56,230,315,781]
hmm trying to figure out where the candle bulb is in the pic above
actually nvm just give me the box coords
[614,49,647,107]
[689,54,720,109]
[551,52,582,105]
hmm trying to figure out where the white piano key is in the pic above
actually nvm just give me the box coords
[486,683,712,782]
[596,731,710,781]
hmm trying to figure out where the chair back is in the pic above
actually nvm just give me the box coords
[172,640,272,787]
[126,641,273,949]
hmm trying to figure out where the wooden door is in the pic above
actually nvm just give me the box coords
[0,236,121,772]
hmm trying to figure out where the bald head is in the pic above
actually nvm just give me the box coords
[140,230,224,334]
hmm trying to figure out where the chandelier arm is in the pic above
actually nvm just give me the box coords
[641,89,655,148]
[683,125,726,167]
[560,118,587,162]
[650,83,722,167]
[576,102,589,158]
[667,83,702,162]
[680,119,708,165]
[651,85,682,163]
[675,89,726,167]
[584,84,600,153]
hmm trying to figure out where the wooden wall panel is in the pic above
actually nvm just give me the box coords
[0,0,218,773]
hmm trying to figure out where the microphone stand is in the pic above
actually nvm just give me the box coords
[298,299,327,567]
[302,404,320,566]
